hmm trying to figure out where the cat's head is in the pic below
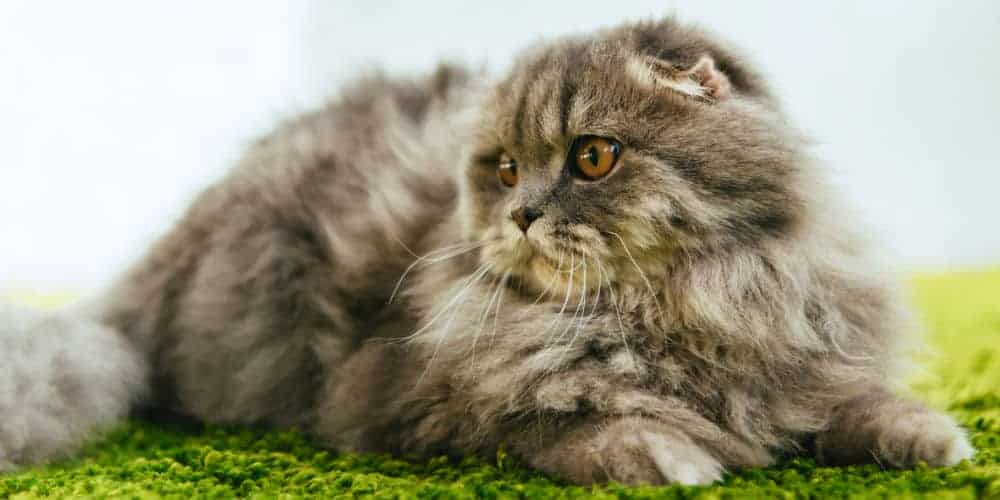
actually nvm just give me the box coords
[461,17,811,295]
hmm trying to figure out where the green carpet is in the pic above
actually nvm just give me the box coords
[2,268,999,499]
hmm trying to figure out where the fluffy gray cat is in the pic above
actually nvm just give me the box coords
[0,17,974,484]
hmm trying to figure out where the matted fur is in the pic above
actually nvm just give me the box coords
[0,17,973,483]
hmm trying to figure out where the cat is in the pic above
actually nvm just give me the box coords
[0,16,974,485]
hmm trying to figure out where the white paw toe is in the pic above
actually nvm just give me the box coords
[940,433,975,466]
[641,431,723,485]
[877,411,976,468]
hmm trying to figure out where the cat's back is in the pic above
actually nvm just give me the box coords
[101,65,480,419]
[242,63,479,182]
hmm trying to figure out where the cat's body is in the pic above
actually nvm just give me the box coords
[0,18,973,484]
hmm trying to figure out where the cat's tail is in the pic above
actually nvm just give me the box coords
[0,300,149,471]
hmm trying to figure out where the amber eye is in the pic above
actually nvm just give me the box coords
[498,153,518,187]
[571,136,621,180]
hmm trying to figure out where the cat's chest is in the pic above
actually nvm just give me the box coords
[440,309,718,416]
[408,274,767,421]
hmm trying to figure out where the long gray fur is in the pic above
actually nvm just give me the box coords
[0,17,973,484]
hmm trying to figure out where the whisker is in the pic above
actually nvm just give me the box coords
[387,230,419,259]
[404,262,492,342]
[417,263,493,384]
[434,266,491,356]
[388,239,494,304]
[606,231,663,318]
[562,253,595,362]
[542,252,576,346]
[489,271,511,350]
[478,274,505,328]
[556,254,586,274]
[531,250,564,305]
[601,257,634,363]
[473,272,506,364]
[558,253,588,344]
[590,253,603,317]
[542,254,588,364]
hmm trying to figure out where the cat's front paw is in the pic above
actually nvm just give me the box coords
[591,418,723,485]
[640,430,724,485]
[876,411,975,468]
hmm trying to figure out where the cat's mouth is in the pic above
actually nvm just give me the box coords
[485,226,609,297]
[523,232,600,272]
[530,248,561,268]
[509,238,608,298]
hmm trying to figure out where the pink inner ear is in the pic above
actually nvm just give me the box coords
[627,54,733,102]
[686,56,731,100]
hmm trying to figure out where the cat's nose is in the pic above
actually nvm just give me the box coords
[511,206,543,233]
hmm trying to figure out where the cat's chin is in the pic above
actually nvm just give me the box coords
[520,251,605,302]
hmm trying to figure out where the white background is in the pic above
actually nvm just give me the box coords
[2,1,999,291]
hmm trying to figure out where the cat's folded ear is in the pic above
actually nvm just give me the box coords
[626,54,732,102]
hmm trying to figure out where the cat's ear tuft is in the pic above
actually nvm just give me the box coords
[626,54,731,102]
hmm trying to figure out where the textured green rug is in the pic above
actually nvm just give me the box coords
[2,268,999,498]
